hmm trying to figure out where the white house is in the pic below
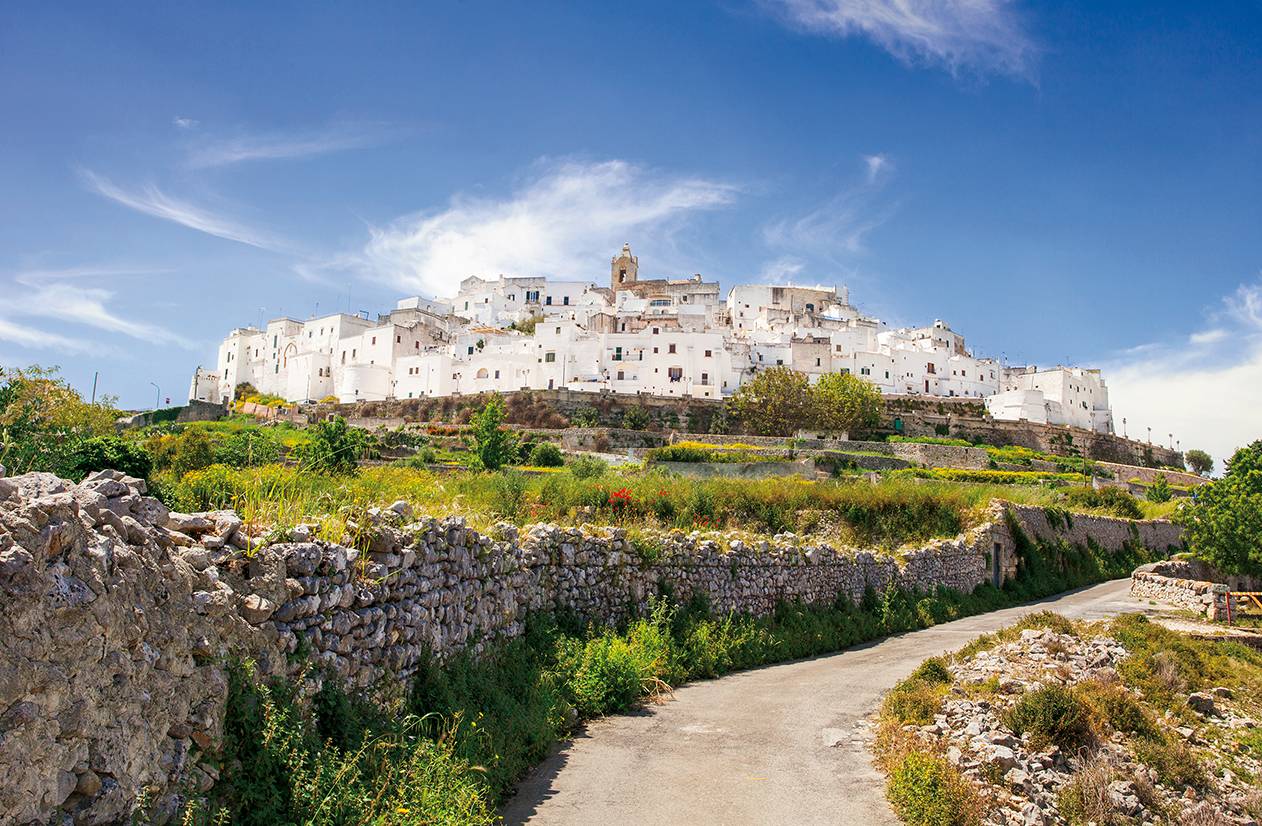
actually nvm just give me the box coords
[192,244,1116,433]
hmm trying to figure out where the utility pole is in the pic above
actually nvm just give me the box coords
[149,382,160,411]
[90,371,99,405]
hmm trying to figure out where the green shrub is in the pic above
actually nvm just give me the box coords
[1003,685,1094,751]
[1132,731,1206,789]
[64,435,152,481]
[1146,474,1172,503]
[292,416,367,474]
[909,656,952,685]
[557,633,652,717]
[884,681,946,726]
[887,752,983,826]
[567,455,608,479]
[621,406,651,430]
[527,442,564,467]
[569,405,601,428]
[1060,486,1144,519]
[1075,680,1153,736]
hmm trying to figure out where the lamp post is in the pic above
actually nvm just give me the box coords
[149,382,161,411]
[1147,426,1151,444]
[1122,417,1127,438]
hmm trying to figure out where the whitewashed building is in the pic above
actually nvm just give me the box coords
[192,244,1116,433]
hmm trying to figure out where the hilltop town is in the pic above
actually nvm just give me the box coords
[192,243,1114,435]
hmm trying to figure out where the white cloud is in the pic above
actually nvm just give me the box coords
[864,153,891,183]
[1104,279,1262,473]
[0,316,95,355]
[358,159,737,295]
[13,265,170,284]
[758,256,806,283]
[81,170,291,252]
[187,123,386,168]
[1189,328,1228,346]
[762,0,1037,77]
[173,116,200,130]
[17,282,195,349]
[763,158,894,258]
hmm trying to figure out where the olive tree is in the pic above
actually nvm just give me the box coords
[727,366,814,437]
[1185,449,1213,477]
[812,372,883,436]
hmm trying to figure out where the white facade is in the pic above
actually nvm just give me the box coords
[191,244,1115,433]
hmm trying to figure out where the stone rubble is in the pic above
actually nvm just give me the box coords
[0,469,1181,825]
[901,627,1262,825]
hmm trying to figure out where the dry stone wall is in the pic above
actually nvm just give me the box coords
[0,468,1180,825]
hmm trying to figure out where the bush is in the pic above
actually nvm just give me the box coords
[64,435,152,481]
[1146,474,1172,503]
[884,680,946,726]
[569,405,601,428]
[292,416,367,474]
[567,455,608,479]
[528,442,564,467]
[491,470,529,517]
[887,752,983,826]
[621,406,651,430]
[1075,679,1153,736]
[557,633,655,717]
[1061,486,1144,519]
[1002,685,1094,751]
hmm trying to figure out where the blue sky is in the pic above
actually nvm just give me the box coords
[2,1,1259,463]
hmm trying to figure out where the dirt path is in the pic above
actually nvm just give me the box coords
[502,578,1160,826]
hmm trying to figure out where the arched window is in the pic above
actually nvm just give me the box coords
[476,368,489,379]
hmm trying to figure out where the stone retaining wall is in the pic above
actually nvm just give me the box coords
[0,469,1181,825]
[1129,558,1257,621]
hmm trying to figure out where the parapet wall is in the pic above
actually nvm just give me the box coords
[0,470,1181,825]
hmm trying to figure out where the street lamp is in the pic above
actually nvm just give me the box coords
[149,382,160,411]
[1122,417,1127,438]
[1147,426,1151,444]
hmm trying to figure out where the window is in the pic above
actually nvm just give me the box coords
[776,359,783,366]
[563,296,570,305]
[526,290,540,302]
[885,370,890,379]
[371,336,377,345]
[545,296,552,305]
[341,351,346,364]
[927,363,936,374]
[614,346,623,361]
[494,370,500,379]
[653,347,659,354]
[555,327,561,335]
[464,301,469,310]
[467,346,474,355]
[652,327,659,334]
[396,335,401,343]
[476,368,489,379]
[815,358,821,367]
[668,343,676,354]
[545,352,556,363]
[700,372,709,385]
[704,349,712,357]
[352,349,356,358]
[415,341,420,349]
[806,303,814,313]
[272,335,278,347]
[617,370,624,380]
[508,294,515,301]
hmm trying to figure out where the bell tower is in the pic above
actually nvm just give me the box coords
[611,242,638,291]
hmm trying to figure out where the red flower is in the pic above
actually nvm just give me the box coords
[609,487,632,507]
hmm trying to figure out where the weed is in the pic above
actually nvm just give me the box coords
[1003,685,1094,752]
[886,752,984,826]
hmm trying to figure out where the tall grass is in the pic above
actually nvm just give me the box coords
[159,463,1077,550]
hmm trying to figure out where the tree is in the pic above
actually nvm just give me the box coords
[1177,440,1262,576]
[1146,473,1172,503]
[293,416,367,474]
[727,367,813,437]
[1185,449,1213,477]
[812,372,882,436]
[0,365,119,476]
[469,396,518,471]
[527,442,564,467]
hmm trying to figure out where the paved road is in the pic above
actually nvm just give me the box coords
[502,578,1154,826]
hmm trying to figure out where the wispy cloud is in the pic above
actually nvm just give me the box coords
[13,264,171,284]
[1104,277,1262,474]
[18,282,195,349]
[763,154,895,259]
[187,123,388,168]
[356,159,737,296]
[758,256,806,283]
[81,170,291,252]
[173,116,200,130]
[761,0,1038,78]
[864,153,891,183]
[0,316,96,355]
